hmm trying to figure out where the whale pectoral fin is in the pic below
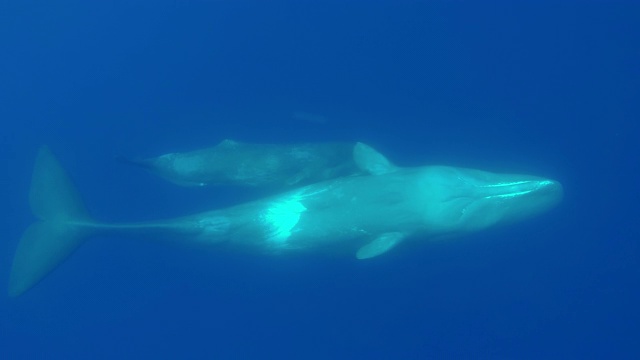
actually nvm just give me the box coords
[356,232,405,259]
[353,142,397,175]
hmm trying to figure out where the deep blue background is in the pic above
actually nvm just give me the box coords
[1,1,638,358]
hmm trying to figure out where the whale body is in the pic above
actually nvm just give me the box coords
[119,139,361,188]
[9,144,563,297]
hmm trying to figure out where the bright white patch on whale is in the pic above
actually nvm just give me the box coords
[261,187,329,245]
[263,198,307,244]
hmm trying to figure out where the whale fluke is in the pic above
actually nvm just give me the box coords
[9,146,95,297]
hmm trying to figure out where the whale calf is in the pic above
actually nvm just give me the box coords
[9,144,563,297]
[119,139,361,188]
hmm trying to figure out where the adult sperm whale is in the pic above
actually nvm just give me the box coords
[9,144,563,297]
[118,139,361,188]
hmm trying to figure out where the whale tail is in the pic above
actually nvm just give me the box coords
[9,146,95,297]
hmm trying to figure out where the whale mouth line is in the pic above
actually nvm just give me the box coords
[481,180,536,188]
[482,190,535,199]
[477,180,555,200]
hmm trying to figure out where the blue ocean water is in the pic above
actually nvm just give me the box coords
[1,1,638,358]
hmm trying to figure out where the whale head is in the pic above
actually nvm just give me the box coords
[418,166,563,234]
[352,142,563,236]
